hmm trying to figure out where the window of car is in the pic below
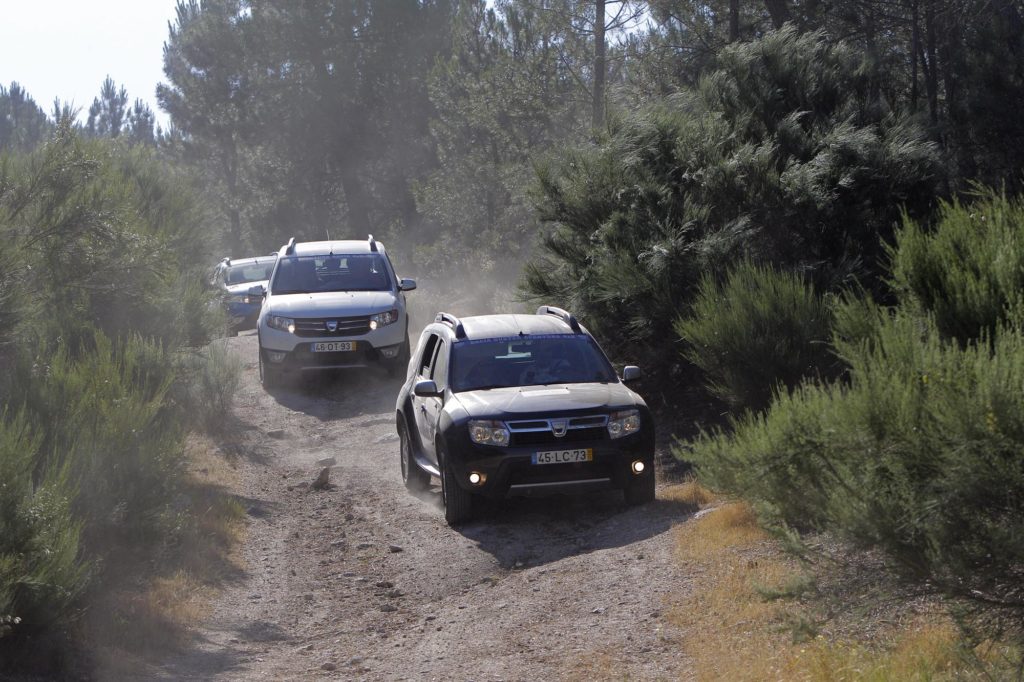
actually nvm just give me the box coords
[270,254,392,294]
[431,340,449,390]
[418,334,439,378]
[226,262,275,284]
[450,334,617,392]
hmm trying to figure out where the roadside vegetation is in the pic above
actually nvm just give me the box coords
[0,122,243,676]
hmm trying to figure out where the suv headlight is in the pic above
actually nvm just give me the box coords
[468,420,509,446]
[370,309,399,330]
[267,315,295,334]
[608,409,640,439]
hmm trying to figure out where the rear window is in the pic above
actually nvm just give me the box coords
[226,262,275,284]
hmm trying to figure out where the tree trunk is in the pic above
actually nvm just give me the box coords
[911,0,920,111]
[925,0,939,125]
[764,0,792,29]
[729,0,740,42]
[338,159,372,233]
[593,0,606,131]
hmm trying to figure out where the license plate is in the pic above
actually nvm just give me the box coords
[532,448,593,465]
[311,341,357,352]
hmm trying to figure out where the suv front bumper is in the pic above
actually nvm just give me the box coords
[442,431,654,499]
[259,321,407,372]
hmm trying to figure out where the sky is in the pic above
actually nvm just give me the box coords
[0,0,180,128]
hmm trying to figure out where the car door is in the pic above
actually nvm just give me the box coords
[421,339,449,465]
[412,334,440,459]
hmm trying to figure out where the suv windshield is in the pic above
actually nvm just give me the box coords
[451,334,617,392]
[226,262,275,284]
[271,254,392,294]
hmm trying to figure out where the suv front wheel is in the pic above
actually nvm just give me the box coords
[624,469,656,506]
[258,347,281,389]
[399,420,430,492]
[438,444,474,525]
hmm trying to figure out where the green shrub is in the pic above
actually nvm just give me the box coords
[15,333,185,543]
[690,309,1024,639]
[180,341,242,435]
[0,412,87,637]
[890,190,1024,345]
[675,261,836,413]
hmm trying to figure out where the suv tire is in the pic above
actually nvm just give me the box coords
[259,348,281,390]
[388,338,411,378]
[399,420,430,492]
[439,444,474,525]
[624,470,656,506]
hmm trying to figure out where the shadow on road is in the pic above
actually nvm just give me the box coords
[262,368,404,422]
[453,492,696,569]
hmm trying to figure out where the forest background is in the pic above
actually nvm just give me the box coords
[2,0,1024,675]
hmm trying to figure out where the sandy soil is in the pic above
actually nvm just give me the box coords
[154,332,696,681]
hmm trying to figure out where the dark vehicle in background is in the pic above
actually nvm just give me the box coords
[395,306,655,525]
[211,255,277,335]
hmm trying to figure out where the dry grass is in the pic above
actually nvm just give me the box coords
[667,494,1013,681]
[661,478,717,508]
[88,434,247,676]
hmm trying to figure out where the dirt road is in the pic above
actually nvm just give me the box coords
[157,333,696,681]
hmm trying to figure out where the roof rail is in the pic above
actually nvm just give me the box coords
[368,234,378,252]
[221,257,231,266]
[536,305,581,333]
[284,237,296,255]
[435,312,466,339]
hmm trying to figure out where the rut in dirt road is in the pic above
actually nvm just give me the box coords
[155,333,696,681]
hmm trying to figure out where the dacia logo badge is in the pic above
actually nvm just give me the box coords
[551,420,568,437]
[326,320,338,332]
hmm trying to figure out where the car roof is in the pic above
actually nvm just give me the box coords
[285,240,384,256]
[226,255,276,266]
[454,314,580,341]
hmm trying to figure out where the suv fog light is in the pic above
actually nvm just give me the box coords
[631,460,645,474]
[380,346,399,359]
[468,472,486,486]
[267,351,287,363]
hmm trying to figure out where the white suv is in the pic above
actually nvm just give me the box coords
[255,236,416,387]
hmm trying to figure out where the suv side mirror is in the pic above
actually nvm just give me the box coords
[399,278,417,292]
[413,379,440,397]
[247,285,266,302]
[621,366,642,383]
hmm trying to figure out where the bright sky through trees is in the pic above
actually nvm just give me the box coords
[0,0,178,126]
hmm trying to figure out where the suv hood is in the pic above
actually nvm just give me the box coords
[453,382,638,418]
[268,291,397,316]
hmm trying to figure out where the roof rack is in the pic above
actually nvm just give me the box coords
[284,237,296,255]
[435,312,466,339]
[536,305,582,333]
[368,234,378,252]
[221,257,231,266]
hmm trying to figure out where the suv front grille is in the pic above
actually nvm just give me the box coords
[506,415,608,447]
[292,316,372,337]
